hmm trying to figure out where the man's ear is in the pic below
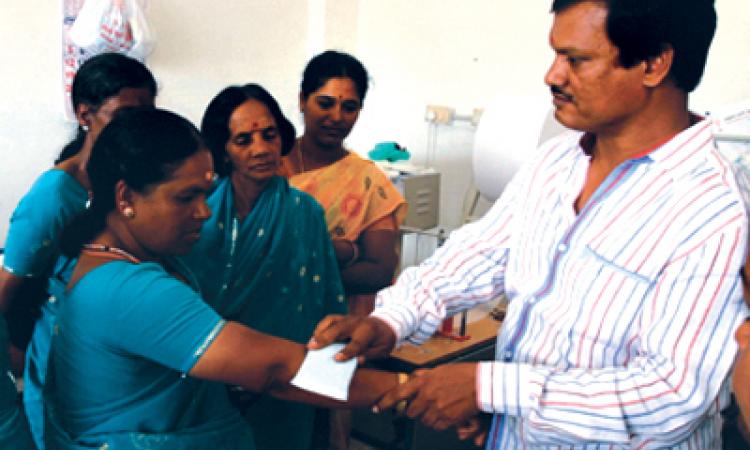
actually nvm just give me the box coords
[643,45,674,88]
[298,91,305,114]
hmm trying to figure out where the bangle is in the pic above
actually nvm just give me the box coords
[344,240,360,267]
[395,372,409,415]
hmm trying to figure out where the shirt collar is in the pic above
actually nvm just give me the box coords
[576,113,711,164]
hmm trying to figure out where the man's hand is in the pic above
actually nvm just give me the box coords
[375,363,480,431]
[307,314,397,362]
[456,414,492,447]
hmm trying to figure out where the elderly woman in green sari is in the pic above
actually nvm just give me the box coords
[180,84,346,450]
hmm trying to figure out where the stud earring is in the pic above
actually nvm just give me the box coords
[81,124,90,132]
[120,200,135,219]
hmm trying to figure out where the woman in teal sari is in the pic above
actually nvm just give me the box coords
[45,107,397,450]
[0,53,156,450]
[182,84,346,450]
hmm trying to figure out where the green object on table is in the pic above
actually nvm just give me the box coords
[368,141,410,162]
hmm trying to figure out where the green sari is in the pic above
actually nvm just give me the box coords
[182,176,346,450]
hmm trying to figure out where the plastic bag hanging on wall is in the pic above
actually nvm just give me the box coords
[61,0,155,121]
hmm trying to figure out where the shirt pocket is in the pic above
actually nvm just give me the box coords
[556,244,656,368]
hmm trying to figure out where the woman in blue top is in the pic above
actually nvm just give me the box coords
[0,52,157,449]
[182,83,346,450]
[46,107,398,449]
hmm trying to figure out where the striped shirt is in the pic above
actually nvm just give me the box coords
[373,118,750,449]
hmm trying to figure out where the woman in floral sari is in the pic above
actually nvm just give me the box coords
[181,84,346,450]
[280,50,406,317]
[280,50,406,450]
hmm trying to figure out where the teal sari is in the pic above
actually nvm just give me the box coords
[182,176,346,450]
[3,169,89,450]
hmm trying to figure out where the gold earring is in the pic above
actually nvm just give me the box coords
[123,206,135,218]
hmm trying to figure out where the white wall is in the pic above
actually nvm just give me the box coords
[349,0,750,227]
[2,1,749,245]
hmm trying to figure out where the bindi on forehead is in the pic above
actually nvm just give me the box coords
[245,121,274,133]
[231,114,275,134]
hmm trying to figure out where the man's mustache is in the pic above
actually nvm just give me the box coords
[551,85,573,101]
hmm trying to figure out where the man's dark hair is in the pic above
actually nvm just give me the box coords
[551,0,716,92]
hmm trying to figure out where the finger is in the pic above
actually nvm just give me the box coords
[457,428,472,441]
[411,368,430,377]
[433,418,452,431]
[419,407,444,430]
[308,315,347,348]
[337,317,398,362]
[334,322,377,362]
[456,419,480,440]
[404,392,429,419]
[474,430,488,447]
[374,378,421,412]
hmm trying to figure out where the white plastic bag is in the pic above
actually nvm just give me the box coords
[126,0,155,60]
[69,0,155,61]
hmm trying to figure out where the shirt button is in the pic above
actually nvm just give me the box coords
[557,243,568,252]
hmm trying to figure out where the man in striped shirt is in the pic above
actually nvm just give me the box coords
[311,0,749,448]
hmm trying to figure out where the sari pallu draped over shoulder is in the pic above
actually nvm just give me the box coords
[182,175,346,336]
[280,152,406,241]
